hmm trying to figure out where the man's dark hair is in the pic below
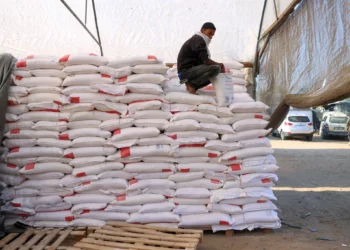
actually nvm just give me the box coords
[201,22,216,30]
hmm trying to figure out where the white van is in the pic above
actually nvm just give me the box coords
[276,109,314,141]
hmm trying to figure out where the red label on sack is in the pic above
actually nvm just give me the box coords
[76,172,86,177]
[101,74,111,78]
[167,134,177,139]
[89,53,97,56]
[10,148,20,153]
[16,61,27,68]
[59,119,68,122]
[8,100,16,106]
[228,156,237,161]
[230,164,241,171]
[25,163,35,170]
[59,134,70,140]
[64,152,75,159]
[70,97,80,103]
[208,153,218,158]
[117,195,126,201]
[59,55,70,63]
[254,114,263,119]
[65,216,75,221]
[7,164,16,168]
[15,76,23,80]
[179,143,205,148]
[118,76,128,83]
[81,210,90,214]
[180,168,190,173]
[219,220,230,225]
[113,129,121,135]
[120,147,131,158]
[10,129,20,134]
[82,181,91,185]
[129,179,138,185]
[258,136,264,138]
[257,200,267,203]
[211,179,220,184]
[261,179,271,184]
[53,100,62,105]
[147,55,157,59]
[26,55,34,59]
[162,169,172,172]
[12,203,21,207]
[98,90,108,95]
[106,111,121,115]
[164,195,173,199]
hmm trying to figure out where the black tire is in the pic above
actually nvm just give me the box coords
[306,134,313,141]
[320,131,327,140]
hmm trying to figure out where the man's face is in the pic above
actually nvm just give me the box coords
[202,29,216,39]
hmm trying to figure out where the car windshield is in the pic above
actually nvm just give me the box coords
[329,117,348,124]
[288,116,310,122]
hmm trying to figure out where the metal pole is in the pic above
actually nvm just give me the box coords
[60,0,103,55]
[85,0,88,25]
[273,0,278,19]
[91,0,103,55]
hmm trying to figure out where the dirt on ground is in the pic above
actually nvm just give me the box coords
[200,135,350,250]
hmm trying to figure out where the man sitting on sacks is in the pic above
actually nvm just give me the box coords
[177,22,225,95]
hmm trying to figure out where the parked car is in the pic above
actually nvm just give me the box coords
[275,109,314,141]
[319,112,349,139]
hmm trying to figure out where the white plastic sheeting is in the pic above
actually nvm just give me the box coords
[0,0,292,62]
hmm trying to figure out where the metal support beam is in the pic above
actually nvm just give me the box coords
[92,0,102,54]
[273,0,278,19]
[85,0,88,25]
[60,0,103,56]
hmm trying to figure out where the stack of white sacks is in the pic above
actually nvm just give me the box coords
[0,53,280,231]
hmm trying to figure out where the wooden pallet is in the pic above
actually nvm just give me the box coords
[72,222,203,250]
[0,227,87,250]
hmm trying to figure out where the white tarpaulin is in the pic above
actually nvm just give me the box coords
[0,0,292,62]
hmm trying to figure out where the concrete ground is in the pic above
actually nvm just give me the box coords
[200,135,350,250]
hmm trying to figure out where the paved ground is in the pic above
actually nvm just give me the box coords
[200,135,350,250]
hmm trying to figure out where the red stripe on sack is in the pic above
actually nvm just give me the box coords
[59,134,70,140]
[10,148,20,153]
[65,216,75,221]
[174,203,179,206]
[219,220,230,225]
[106,111,121,115]
[7,164,16,169]
[211,179,220,184]
[258,136,264,138]
[117,76,128,83]
[76,172,86,177]
[164,195,173,199]
[129,99,163,104]
[64,152,75,159]
[89,53,97,56]
[59,119,68,122]
[16,61,27,68]
[59,55,70,63]
[8,100,17,106]
[117,195,126,201]
[262,179,271,184]
[179,143,205,148]
[147,55,157,59]
[18,213,30,217]
[167,134,177,139]
[25,163,35,170]
[98,90,108,95]
[15,76,23,80]
[180,168,190,173]
[70,97,80,103]
[53,100,62,105]
[228,156,237,161]
[129,179,138,185]
[257,200,267,203]
[81,210,90,214]
[26,55,34,59]
[36,109,60,112]
[113,129,121,135]
[162,169,172,172]
[6,121,17,124]
[230,164,241,171]
[101,74,111,78]
[10,129,20,134]
[12,203,21,207]
[120,147,131,158]
[208,153,218,158]
[82,181,91,185]
[255,114,263,119]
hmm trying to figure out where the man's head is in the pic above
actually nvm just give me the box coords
[201,22,216,39]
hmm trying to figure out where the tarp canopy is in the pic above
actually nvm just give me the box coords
[0,0,293,62]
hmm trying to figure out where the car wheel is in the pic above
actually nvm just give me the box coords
[320,131,327,140]
[306,134,313,141]
[280,131,287,140]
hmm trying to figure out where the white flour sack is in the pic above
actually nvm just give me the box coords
[134,172,173,180]
[97,171,136,180]
[128,212,180,224]
[171,137,207,148]
[164,119,200,132]
[107,139,138,149]
[7,105,29,115]
[107,145,171,160]
[23,172,65,180]
[32,121,68,132]
[221,129,272,142]
[200,123,234,134]
[64,194,115,204]
[6,113,19,122]
[173,148,220,158]
[26,103,60,112]
[239,138,271,148]
[179,212,233,227]
[62,86,94,96]
[169,198,209,205]
[113,94,164,105]
[60,104,94,113]
[3,139,36,149]
[26,211,75,222]
[59,54,108,66]
[8,86,28,97]
[108,55,158,68]
[67,120,101,130]
[166,131,219,140]
[197,104,233,118]
[133,119,168,130]
[228,163,279,175]
[15,179,61,189]
[138,202,175,213]
[72,162,124,177]
[116,74,165,85]
[62,74,113,87]
[69,156,106,168]
[123,163,176,173]
[36,138,70,149]
[137,135,173,146]
[12,69,32,77]
[70,137,106,148]
[99,118,134,131]
[210,188,246,203]
[242,155,277,167]
[132,64,168,74]
[59,128,110,140]
[211,73,234,106]
[59,175,98,188]
[165,92,216,105]
[30,69,67,79]
[171,112,219,123]
[74,179,128,192]
[19,112,70,122]
[232,77,247,85]
[90,85,128,97]
[130,110,172,120]
[127,179,175,191]
[176,179,223,190]
[242,201,278,213]
[162,103,197,113]
[229,102,269,113]
[223,61,244,70]
[175,188,211,199]
[242,210,280,224]
[110,194,166,206]
[111,127,160,141]
[173,205,208,215]
[11,196,62,208]
[19,163,72,175]
[244,187,277,200]
[221,147,274,161]
[62,65,99,75]
[70,93,113,103]
[76,211,129,221]
[16,58,64,70]
[5,121,33,132]
[232,93,255,103]
[176,163,227,173]
[168,172,204,183]
[71,203,107,214]
[128,100,163,114]
[7,147,63,158]
[63,146,116,159]
[142,157,176,164]
[18,93,69,105]
[13,76,62,88]
[69,218,105,227]
[205,140,240,151]
[28,86,62,94]
[240,173,278,188]
[0,174,25,186]
[232,119,269,132]
[104,204,141,213]
[126,83,163,95]
[207,203,242,215]
[98,66,132,78]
